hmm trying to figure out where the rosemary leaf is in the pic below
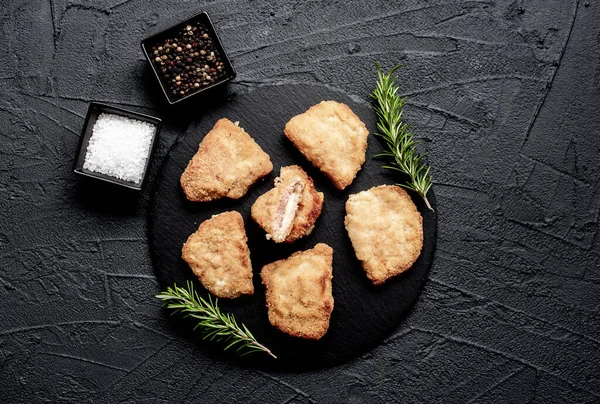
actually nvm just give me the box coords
[157,281,276,359]
[371,63,434,211]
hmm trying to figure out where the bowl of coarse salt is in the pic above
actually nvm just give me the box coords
[74,102,162,190]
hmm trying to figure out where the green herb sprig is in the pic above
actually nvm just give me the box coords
[156,282,276,359]
[371,63,433,211]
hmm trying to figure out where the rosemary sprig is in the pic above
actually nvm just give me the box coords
[156,281,276,359]
[371,63,434,211]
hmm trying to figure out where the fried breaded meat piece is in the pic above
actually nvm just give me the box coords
[345,185,423,285]
[284,101,368,190]
[182,211,254,298]
[251,165,324,243]
[180,118,273,202]
[261,243,334,340]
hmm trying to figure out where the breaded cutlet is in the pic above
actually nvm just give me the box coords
[180,118,273,202]
[284,101,368,190]
[181,211,254,298]
[345,185,423,285]
[251,165,324,243]
[261,243,334,340]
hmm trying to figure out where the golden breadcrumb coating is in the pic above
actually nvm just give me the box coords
[284,101,368,190]
[180,118,273,202]
[345,185,423,285]
[181,211,254,298]
[251,165,324,243]
[261,243,334,340]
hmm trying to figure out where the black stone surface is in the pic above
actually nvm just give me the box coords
[1,0,599,402]
[148,83,437,370]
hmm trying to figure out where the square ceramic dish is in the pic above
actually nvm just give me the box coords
[73,102,162,190]
[141,11,236,104]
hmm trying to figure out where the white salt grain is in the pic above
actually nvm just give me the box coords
[83,113,155,184]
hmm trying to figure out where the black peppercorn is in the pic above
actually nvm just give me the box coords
[149,20,229,100]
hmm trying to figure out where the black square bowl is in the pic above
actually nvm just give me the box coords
[141,11,236,105]
[73,102,162,191]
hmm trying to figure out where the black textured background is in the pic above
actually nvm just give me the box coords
[0,0,599,402]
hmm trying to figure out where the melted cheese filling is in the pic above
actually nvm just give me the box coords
[272,180,304,242]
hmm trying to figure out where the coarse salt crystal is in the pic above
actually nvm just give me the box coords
[83,113,155,184]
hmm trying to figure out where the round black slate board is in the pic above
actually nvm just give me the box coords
[148,83,437,370]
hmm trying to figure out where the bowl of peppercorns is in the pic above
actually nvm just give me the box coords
[141,12,236,105]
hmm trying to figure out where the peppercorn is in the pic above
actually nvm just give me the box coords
[148,21,229,100]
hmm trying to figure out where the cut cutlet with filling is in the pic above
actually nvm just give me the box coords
[261,243,334,340]
[345,185,423,285]
[284,101,368,190]
[251,165,324,243]
[180,118,273,202]
[181,211,254,298]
